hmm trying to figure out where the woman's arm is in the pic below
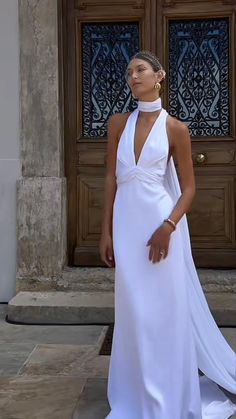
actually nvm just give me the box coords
[100,113,129,266]
[147,116,195,263]
[101,115,119,236]
[166,115,196,225]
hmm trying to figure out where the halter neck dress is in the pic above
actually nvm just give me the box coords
[105,108,236,419]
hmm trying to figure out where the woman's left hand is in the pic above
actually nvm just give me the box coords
[146,222,173,263]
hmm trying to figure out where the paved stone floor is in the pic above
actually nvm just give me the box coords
[0,304,235,419]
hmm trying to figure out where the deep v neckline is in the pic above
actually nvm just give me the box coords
[133,109,163,166]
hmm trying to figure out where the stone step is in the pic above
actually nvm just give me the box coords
[7,291,236,326]
[7,292,114,325]
[17,268,236,293]
[61,268,236,294]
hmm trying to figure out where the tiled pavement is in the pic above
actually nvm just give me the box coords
[0,304,110,419]
[0,304,235,419]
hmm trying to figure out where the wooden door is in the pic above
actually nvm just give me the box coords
[62,0,236,267]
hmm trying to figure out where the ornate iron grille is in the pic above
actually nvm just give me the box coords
[169,19,229,137]
[82,23,139,138]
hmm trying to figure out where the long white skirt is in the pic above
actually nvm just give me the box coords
[106,159,236,419]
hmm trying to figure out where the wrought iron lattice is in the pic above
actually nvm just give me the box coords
[169,19,229,137]
[82,23,139,138]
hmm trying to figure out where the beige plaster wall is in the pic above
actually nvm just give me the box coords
[0,0,21,301]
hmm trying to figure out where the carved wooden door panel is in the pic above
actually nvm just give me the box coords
[63,0,236,267]
[63,0,150,265]
[161,0,236,267]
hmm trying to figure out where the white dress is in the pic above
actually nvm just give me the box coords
[105,108,236,419]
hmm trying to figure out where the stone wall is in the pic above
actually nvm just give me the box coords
[17,0,66,288]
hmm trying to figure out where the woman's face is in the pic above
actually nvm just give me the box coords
[126,58,161,99]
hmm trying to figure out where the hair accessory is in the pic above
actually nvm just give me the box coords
[137,97,162,112]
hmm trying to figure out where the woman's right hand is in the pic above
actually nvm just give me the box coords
[99,233,115,267]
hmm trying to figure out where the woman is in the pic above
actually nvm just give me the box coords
[100,50,236,419]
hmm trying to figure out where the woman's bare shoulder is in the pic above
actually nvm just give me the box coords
[166,114,189,135]
[109,111,131,125]
[166,115,191,155]
[108,112,132,139]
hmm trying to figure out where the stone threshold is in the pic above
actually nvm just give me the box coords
[16,268,236,293]
[7,291,236,326]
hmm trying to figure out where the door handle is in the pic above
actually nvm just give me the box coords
[194,152,207,164]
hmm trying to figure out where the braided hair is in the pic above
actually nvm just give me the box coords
[131,51,164,72]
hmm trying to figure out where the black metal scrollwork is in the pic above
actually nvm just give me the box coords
[82,23,139,138]
[169,19,229,137]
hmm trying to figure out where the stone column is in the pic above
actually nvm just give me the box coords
[17,0,66,290]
